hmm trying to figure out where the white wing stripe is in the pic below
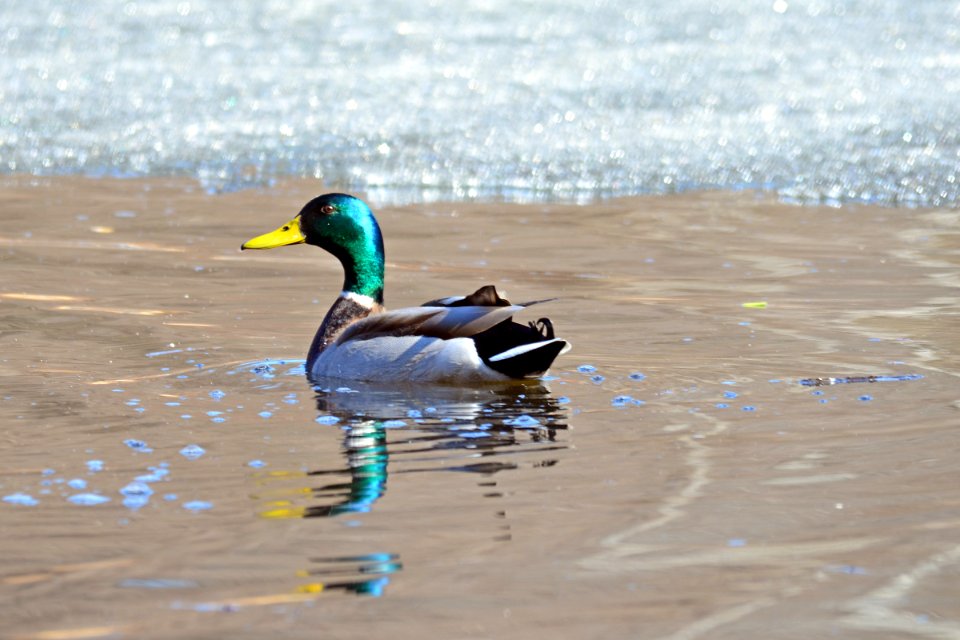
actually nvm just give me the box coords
[488,339,562,362]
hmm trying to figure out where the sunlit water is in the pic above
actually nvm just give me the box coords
[1,180,958,637]
[2,1,959,206]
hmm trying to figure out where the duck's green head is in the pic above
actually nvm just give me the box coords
[242,193,386,303]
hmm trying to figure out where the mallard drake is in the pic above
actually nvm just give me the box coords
[241,194,570,383]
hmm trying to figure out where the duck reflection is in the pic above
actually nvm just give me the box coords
[306,381,569,514]
[258,380,569,596]
[299,418,389,517]
[259,381,569,518]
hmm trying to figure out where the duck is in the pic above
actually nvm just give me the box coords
[241,193,570,383]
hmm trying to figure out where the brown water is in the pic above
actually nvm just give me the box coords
[1,177,958,639]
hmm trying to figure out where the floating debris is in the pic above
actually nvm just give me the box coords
[799,374,923,387]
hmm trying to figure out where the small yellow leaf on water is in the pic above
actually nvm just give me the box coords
[742,301,768,309]
[90,226,114,234]
[297,583,325,594]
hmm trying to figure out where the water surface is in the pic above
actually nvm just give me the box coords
[1,178,958,638]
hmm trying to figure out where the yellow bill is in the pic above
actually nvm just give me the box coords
[241,217,306,250]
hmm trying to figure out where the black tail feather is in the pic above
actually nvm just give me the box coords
[472,319,567,379]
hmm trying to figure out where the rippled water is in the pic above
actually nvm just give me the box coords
[2,180,958,637]
[2,1,958,206]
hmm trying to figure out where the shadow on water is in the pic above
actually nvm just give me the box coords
[237,362,570,596]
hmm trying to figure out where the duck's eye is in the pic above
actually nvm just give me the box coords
[320,205,336,215]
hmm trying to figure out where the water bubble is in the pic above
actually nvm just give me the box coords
[67,478,87,490]
[209,389,226,400]
[120,481,153,496]
[179,444,206,460]
[247,459,266,468]
[87,460,104,472]
[136,468,169,482]
[577,364,597,373]
[315,415,339,425]
[611,395,634,407]
[3,492,39,506]
[68,493,111,506]
[458,431,490,439]
[183,500,213,512]
[503,415,541,428]
[123,439,153,453]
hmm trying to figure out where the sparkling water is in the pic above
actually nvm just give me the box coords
[2,1,957,206]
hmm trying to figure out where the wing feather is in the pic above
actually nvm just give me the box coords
[334,305,523,345]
